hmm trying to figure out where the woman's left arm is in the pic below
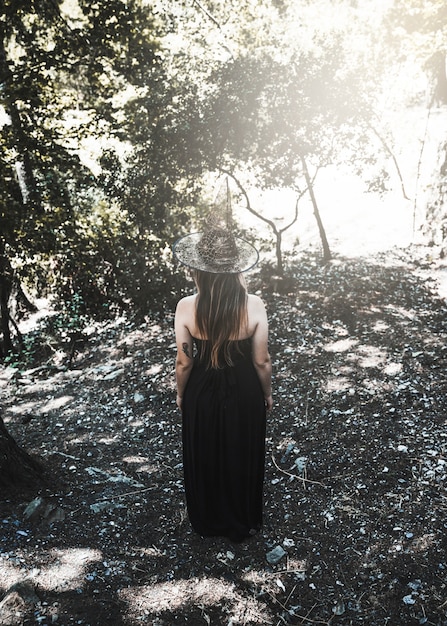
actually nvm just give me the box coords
[174,298,194,410]
[249,295,273,411]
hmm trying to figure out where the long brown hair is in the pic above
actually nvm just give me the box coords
[192,270,248,368]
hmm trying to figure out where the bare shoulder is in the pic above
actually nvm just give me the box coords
[175,294,196,329]
[176,294,197,313]
[247,293,267,313]
[247,294,268,331]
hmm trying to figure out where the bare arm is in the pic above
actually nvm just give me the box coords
[249,295,273,411]
[174,297,195,410]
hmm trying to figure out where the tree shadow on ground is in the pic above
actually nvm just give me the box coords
[1,246,447,625]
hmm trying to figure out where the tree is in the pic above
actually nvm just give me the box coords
[0,0,171,357]
[385,0,447,106]
[194,41,364,265]
[0,0,168,486]
[0,412,43,489]
[384,0,447,247]
[222,169,305,275]
[1,0,92,354]
[150,1,399,268]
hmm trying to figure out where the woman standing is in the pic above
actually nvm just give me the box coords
[173,210,272,542]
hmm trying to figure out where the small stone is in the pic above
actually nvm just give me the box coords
[294,457,307,472]
[0,366,19,381]
[103,368,125,381]
[0,580,40,621]
[332,600,345,615]
[266,545,287,565]
[408,580,422,591]
[90,501,124,513]
[403,594,416,605]
[276,578,286,592]
[332,600,346,615]
[23,497,45,520]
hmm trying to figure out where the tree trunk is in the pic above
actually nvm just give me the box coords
[0,38,43,211]
[0,414,43,490]
[276,230,283,275]
[428,51,447,107]
[300,155,332,263]
[222,170,296,276]
[0,242,14,356]
[0,280,13,356]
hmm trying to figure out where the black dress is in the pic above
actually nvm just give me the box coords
[182,338,266,542]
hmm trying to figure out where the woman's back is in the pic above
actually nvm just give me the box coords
[180,292,265,341]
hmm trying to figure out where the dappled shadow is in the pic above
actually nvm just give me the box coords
[119,576,272,624]
[2,247,447,624]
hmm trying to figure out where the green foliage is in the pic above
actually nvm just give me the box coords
[0,0,179,355]
[385,0,447,105]
[4,293,88,369]
[3,331,42,369]
[148,0,389,194]
[386,0,447,37]
[1,0,445,358]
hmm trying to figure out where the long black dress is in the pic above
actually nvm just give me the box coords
[182,338,266,542]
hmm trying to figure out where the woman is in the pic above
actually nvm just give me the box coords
[173,216,272,542]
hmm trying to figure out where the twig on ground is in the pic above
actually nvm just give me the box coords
[69,486,157,515]
[91,486,157,502]
[50,451,81,461]
[275,584,299,626]
[296,603,330,625]
[264,569,307,577]
[271,454,326,488]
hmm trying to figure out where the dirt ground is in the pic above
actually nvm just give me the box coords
[1,245,447,626]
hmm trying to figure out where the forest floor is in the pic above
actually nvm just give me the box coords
[1,244,447,626]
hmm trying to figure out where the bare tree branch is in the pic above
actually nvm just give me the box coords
[191,0,221,29]
[191,0,234,58]
[300,155,332,263]
[220,169,278,232]
[412,98,435,236]
[368,122,411,201]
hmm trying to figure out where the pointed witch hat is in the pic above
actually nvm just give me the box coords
[172,178,259,274]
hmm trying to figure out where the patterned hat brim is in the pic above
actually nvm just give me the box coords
[172,232,259,274]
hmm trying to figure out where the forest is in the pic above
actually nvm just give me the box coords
[1,0,447,624]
